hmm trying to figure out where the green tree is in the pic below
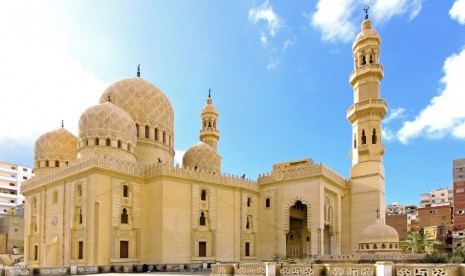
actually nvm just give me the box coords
[400,231,441,253]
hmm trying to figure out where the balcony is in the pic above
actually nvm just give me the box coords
[347,99,387,123]
[349,64,384,84]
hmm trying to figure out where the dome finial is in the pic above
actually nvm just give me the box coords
[108,92,112,102]
[364,6,369,20]
[137,64,141,78]
[61,120,64,128]
[208,88,211,98]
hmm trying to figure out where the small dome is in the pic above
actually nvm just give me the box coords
[183,142,221,173]
[99,78,174,139]
[202,97,218,115]
[359,221,399,244]
[78,102,137,149]
[34,127,78,165]
[354,19,380,43]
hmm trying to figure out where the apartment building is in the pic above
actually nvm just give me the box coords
[386,203,418,240]
[417,204,452,230]
[453,158,465,231]
[420,187,453,208]
[0,160,33,214]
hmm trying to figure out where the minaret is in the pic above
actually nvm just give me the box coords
[200,89,220,149]
[347,7,388,253]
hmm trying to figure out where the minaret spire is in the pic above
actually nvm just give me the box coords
[61,120,64,128]
[200,88,220,150]
[137,64,141,78]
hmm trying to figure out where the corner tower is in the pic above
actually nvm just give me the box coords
[347,8,388,253]
[200,89,220,149]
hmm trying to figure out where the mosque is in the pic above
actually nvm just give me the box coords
[21,13,400,267]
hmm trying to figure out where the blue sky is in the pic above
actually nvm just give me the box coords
[0,0,464,206]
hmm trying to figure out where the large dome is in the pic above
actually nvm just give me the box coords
[183,142,221,173]
[34,127,78,166]
[359,221,399,244]
[78,102,137,155]
[99,78,174,136]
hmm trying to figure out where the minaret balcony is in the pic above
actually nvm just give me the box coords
[349,64,384,85]
[347,99,387,123]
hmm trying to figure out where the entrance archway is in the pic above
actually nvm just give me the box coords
[286,200,308,258]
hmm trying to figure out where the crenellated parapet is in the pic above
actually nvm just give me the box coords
[257,160,347,187]
[21,156,258,195]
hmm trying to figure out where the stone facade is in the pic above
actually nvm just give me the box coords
[21,15,389,266]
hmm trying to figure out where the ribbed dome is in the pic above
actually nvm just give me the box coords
[359,221,399,244]
[99,78,174,137]
[354,19,380,43]
[202,97,218,115]
[78,102,137,147]
[34,127,78,165]
[183,142,221,173]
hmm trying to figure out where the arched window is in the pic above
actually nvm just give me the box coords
[95,138,99,146]
[199,212,206,226]
[361,130,366,144]
[373,244,377,249]
[247,197,251,207]
[145,125,149,138]
[362,56,366,65]
[369,54,373,64]
[246,217,250,229]
[265,198,271,208]
[372,129,377,144]
[106,138,111,146]
[117,140,122,148]
[123,185,129,197]
[55,160,59,167]
[77,185,82,197]
[136,124,139,137]
[121,208,128,224]
[45,160,49,167]
[382,243,386,249]
[154,128,158,141]
[201,190,207,201]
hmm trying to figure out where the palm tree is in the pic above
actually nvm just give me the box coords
[400,231,441,253]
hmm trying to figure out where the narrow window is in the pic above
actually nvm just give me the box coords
[120,241,129,258]
[361,130,366,144]
[78,208,83,224]
[201,189,207,201]
[199,241,206,257]
[353,134,357,148]
[78,241,84,259]
[106,138,111,146]
[123,185,129,197]
[246,217,250,229]
[117,140,122,148]
[154,128,158,141]
[45,160,49,167]
[265,198,271,208]
[121,208,128,224]
[95,138,99,146]
[34,245,38,260]
[369,54,373,64]
[382,243,386,249]
[247,197,251,207]
[163,131,166,143]
[136,124,139,137]
[145,125,149,138]
[362,56,366,65]
[245,242,250,256]
[373,244,377,249]
[372,129,377,144]
[55,160,59,167]
[86,139,89,146]
[77,185,82,196]
[52,191,58,204]
[199,212,206,226]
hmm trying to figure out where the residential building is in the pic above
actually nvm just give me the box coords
[22,14,390,266]
[0,160,33,214]
[453,158,465,231]
[385,203,418,240]
[420,187,453,208]
[417,204,452,231]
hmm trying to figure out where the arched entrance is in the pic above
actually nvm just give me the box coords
[286,200,309,258]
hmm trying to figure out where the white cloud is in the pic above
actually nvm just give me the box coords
[383,108,406,124]
[282,36,297,52]
[310,0,424,43]
[397,48,465,143]
[0,2,106,147]
[249,0,282,44]
[267,58,280,71]
[450,0,465,24]
[174,150,186,166]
